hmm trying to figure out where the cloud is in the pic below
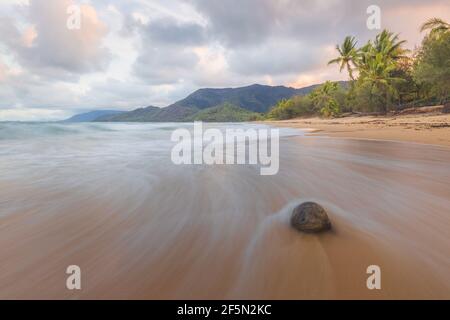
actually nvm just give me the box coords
[227,39,324,76]
[188,0,274,46]
[134,47,199,85]
[80,78,176,109]
[0,0,449,120]
[189,0,449,47]
[0,71,84,109]
[1,0,110,80]
[142,17,206,45]
[131,16,207,85]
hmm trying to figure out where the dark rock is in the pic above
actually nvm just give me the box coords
[291,202,332,233]
[443,103,450,114]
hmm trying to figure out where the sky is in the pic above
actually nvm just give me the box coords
[0,0,449,121]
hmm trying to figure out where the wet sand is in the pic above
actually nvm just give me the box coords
[0,123,449,299]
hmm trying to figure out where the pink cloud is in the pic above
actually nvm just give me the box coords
[384,3,450,48]
[14,0,110,77]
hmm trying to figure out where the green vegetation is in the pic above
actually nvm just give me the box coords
[266,18,450,120]
[266,97,312,120]
[266,81,348,119]
[185,103,262,122]
[414,30,450,103]
[310,81,346,117]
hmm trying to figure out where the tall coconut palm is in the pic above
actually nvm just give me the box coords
[355,41,374,73]
[356,30,408,82]
[360,52,404,112]
[420,18,449,37]
[372,30,408,62]
[328,36,358,80]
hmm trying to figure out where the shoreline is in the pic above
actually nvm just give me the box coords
[263,111,450,147]
[1,122,449,299]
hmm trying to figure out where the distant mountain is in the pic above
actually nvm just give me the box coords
[64,110,125,122]
[96,106,160,122]
[99,105,199,122]
[94,82,345,123]
[63,82,346,123]
[184,103,261,122]
[170,84,320,113]
[145,105,199,122]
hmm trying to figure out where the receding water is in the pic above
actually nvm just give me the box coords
[0,122,449,299]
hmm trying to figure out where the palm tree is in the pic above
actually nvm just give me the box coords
[420,18,449,37]
[329,30,409,112]
[357,30,408,80]
[355,41,373,73]
[372,30,408,61]
[328,36,358,80]
[359,52,404,112]
[310,81,340,114]
[310,81,339,104]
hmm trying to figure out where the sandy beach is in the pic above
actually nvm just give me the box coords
[0,122,449,299]
[265,109,450,147]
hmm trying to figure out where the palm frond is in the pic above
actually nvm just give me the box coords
[420,18,449,33]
